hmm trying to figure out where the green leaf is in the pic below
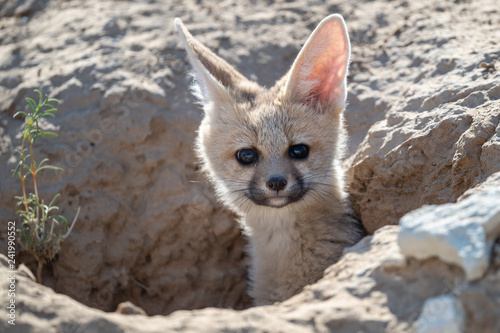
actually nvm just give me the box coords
[46,205,59,213]
[43,104,57,110]
[41,109,58,115]
[35,89,43,110]
[49,193,61,207]
[13,111,28,119]
[40,112,56,118]
[26,98,37,112]
[34,201,45,210]
[38,158,49,167]
[47,98,60,104]
[39,132,58,137]
[52,215,68,226]
[12,161,22,178]
[36,165,63,174]
[19,212,31,220]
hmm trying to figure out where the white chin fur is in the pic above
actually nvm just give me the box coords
[266,197,289,207]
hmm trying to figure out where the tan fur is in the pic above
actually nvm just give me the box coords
[175,15,363,305]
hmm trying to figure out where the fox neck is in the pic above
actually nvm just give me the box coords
[242,187,350,305]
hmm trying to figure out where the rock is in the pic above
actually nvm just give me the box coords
[347,0,500,233]
[491,238,500,271]
[398,188,500,281]
[17,263,36,281]
[0,0,48,17]
[116,301,147,315]
[456,282,500,333]
[459,171,500,200]
[416,295,465,333]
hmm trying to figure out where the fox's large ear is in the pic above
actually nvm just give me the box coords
[284,14,350,112]
[175,18,255,114]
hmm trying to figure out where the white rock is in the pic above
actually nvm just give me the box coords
[416,295,464,333]
[398,188,500,281]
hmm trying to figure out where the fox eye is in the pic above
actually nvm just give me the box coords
[236,148,258,165]
[289,144,309,159]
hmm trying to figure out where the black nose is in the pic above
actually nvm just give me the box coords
[266,175,287,192]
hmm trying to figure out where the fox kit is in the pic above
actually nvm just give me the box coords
[175,15,363,305]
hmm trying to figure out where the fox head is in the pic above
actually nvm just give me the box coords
[175,15,351,217]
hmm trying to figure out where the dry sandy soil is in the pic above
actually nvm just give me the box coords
[0,0,499,332]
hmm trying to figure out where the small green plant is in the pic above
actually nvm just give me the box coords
[12,89,79,284]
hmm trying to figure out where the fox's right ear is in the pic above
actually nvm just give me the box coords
[175,18,254,115]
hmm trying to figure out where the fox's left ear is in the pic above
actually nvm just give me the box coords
[284,14,350,111]
[175,18,257,118]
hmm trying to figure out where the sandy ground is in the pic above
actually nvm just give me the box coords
[0,0,499,326]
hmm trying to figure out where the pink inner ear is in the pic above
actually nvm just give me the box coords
[306,21,348,104]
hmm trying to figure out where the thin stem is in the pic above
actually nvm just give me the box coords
[28,130,40,221]
[36,261,43,284]
[48,212,55,242]
[41,199,45,222]
[63,206,81,239]
[20,135,28,213]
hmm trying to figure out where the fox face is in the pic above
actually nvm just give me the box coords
[197,97,346,213]
[176,15,350,215]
